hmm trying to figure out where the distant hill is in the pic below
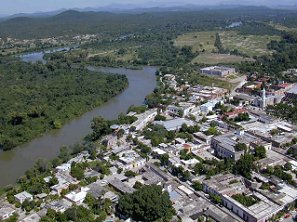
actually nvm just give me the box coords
[0,7,296,40]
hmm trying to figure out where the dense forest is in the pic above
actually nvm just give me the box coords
[0,59,128,150]
[0,7,296,39]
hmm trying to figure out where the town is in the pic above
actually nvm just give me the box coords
[1,64,297,222]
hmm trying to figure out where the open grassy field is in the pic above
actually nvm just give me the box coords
[192,53,253,65]
[174,31,217,53]
[219,31,281,57]
[87,47,137,62]
[267,22,297,33]
[174,30,281,62]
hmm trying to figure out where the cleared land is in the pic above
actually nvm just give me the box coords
[267,22,297,33]
[174,31,217,53]
[192,53,252,65]
[219,31,281,57]
[175,31,281,64]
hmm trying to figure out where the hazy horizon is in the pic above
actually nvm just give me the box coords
[0,0,297,15]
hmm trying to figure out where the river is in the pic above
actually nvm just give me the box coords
[0,52,157,186]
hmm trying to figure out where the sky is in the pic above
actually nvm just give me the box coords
[0,0,296,15]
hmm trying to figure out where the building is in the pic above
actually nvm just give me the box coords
[211,131,259,161]
[166,103,195,117]
[109,178,135,194]
[223,108,247,119]
[20,213,41,222]
[154,118,196,131]
[203,174,283,222]
[64,187,90,205]
[193,132,212,144]
[285,84,297,100]
[131,109,158,131]
[117,150,146,170]
[0,207,15,221]
[14,191,33,204]
[162,74,177,90]
[200,66,236,77]
[200,100,219,114]
[46,199,72,213]
[189,85,228,101]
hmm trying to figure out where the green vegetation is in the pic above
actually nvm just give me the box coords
[234,143,247,151]
[233,154,254,179]
[239,32,297,81]
[143,124,175,146]
[234,113,250,122]
[192,181,203,191]
[210,193,222,204]
[267,99,297,123]
[265,165,294,185]
[174,31,217,53]
[192,53,250,65]
[116,185,175,222]
[220,31,281,57]
[254,146,266,159]
[0,59,128,151]
[232,194,260,207]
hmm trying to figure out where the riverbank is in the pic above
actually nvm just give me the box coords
[0,66,157,186]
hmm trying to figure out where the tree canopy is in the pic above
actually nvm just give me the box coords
[117,185,175,222]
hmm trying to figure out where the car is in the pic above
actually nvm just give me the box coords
[284,214,291,219]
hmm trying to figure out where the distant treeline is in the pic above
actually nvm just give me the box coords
[0,7,295,39]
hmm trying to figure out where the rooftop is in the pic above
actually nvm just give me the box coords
[154,118,195,131]
[286,84,297,94]
[203,173,246,196]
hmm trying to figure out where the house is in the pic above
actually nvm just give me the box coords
[166,103,196,117]
[200,100,219,114]
[193,132,212,144]
[46,199,72,213]
[56,163,71,172]
[109,178,135,194]
[14,191,33,204]
[223,108,247,119]
[20,213,41,222]
[117,150,146,170]
[64,187,90,205]
[0,206,15,221]
[181,159,200,168]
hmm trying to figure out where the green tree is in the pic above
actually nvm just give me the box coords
[254,146,266,159]
[91,116,111,141]
[192,181,203,191]
[233,154,254,179]
[117,185,175,222]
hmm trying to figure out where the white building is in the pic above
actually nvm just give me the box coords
[0,207,15,221]
[200,100,219,114]
[131,109,158,131]
[14,191,33,204]
[56,163,71,172]
[154,118,196,131]
[166,103,195,117]
[200,66,236,77]
[65,187,90,205]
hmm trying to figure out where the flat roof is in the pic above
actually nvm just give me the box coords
[201,66,235,71]
[287,84,297,94]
